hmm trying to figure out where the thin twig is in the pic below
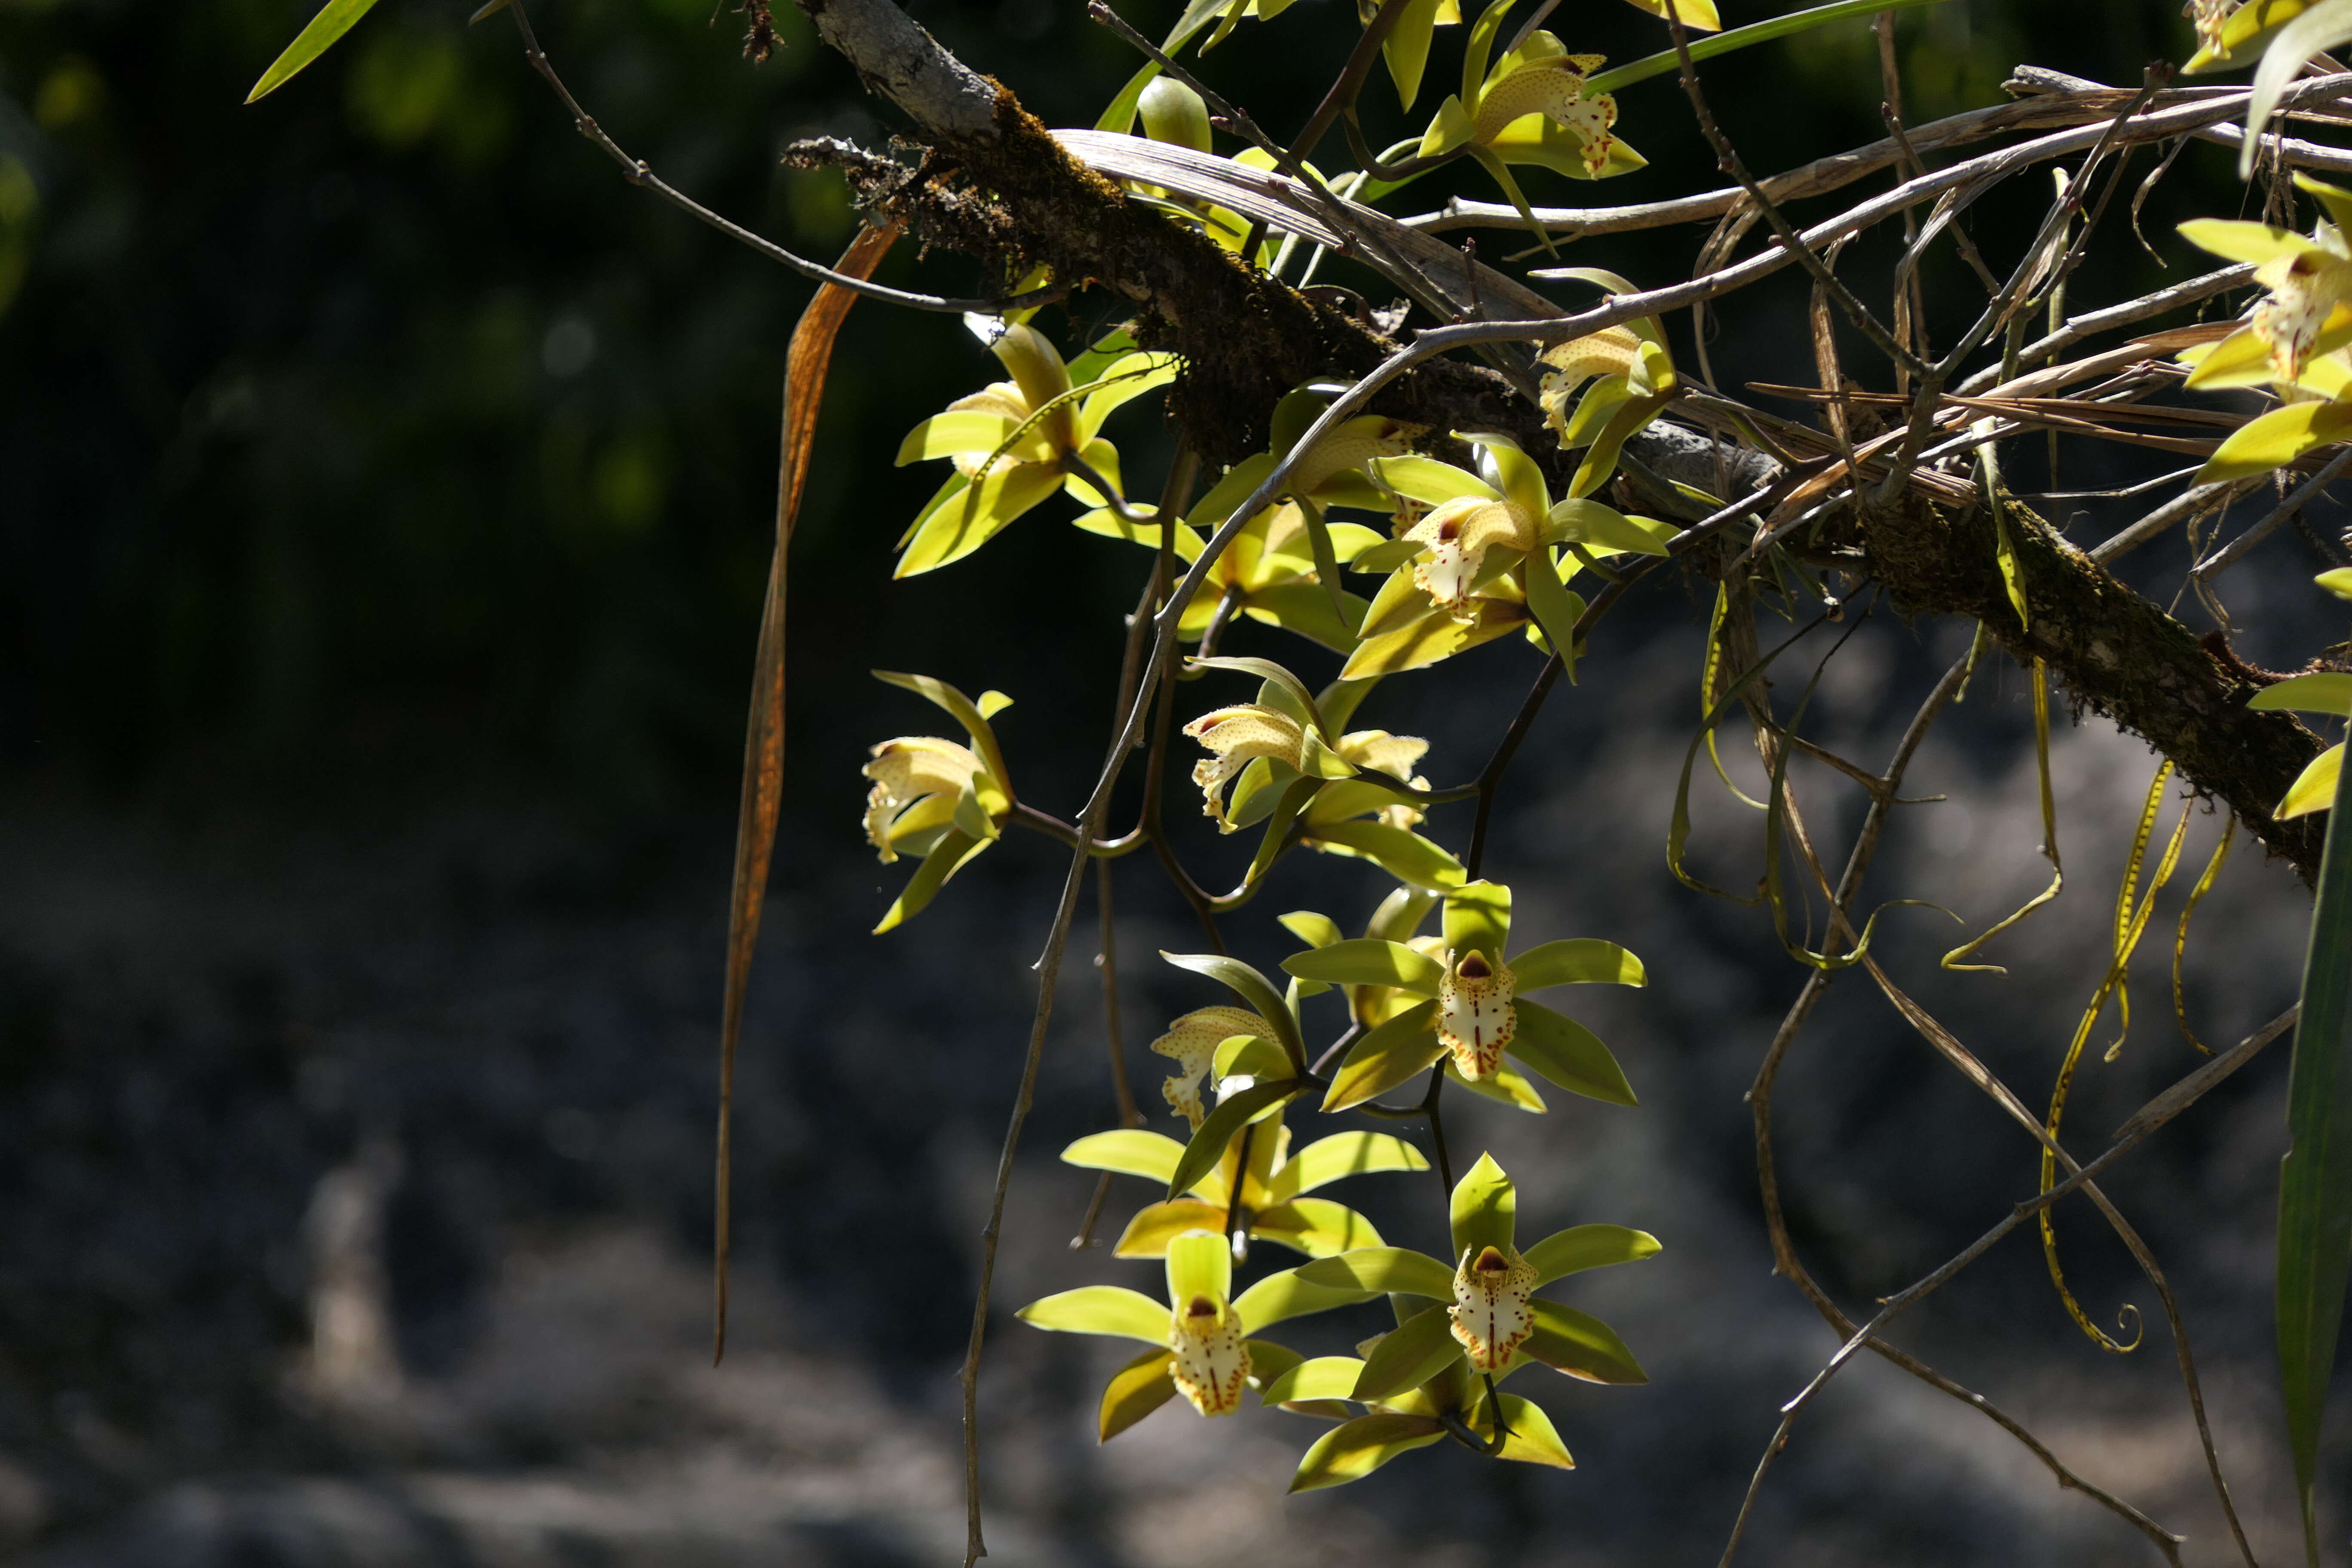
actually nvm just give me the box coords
[504,3,1062,315]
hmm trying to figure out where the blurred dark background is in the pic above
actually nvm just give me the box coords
[2,0,2347,1562]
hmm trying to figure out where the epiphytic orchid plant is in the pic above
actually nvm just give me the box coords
[245,0,2352,1555]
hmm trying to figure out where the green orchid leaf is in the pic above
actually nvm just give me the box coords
[1099,1346,1179,1440]
[1584,0,1948,97]
[1243,582,1375,655]
[1544,497,1672,556]
[1475,435,1552,521]
[2279,654,2352,1562]
[1507,1000,1638,1106]
[1382,0,1451,108]
[950,774,999,841]
[1450,1151,1516,1259]
[247,0,383,103]
[2199,399,2352,487]
[1018,1285,1171,1344]
[1448,1058,1548,1113]
[1162,951,1307,1068]
[1166,1226,1234,1305]
[1301,776,1424,827]
[1305,819,1468,890]
[895,459,1065,576]
[1113,1198,1231,1258]
[1341,598,1529,678]
[1477,1393,1574,1469]
[1094,61,1161,132]
[2284,744,2348,819]
[1296,727,1365,782]
[1245,1337,1304,1393]
[1244,776,1324,890]
[1298,1246,1456,1298]
[1062,1129,1190,1186]
[873,827,989,934]
[1518,549,1587,679]
[1283,938,1444,994]
[897,470,974,550]
[1288,1411,1448,1491]
[2253,673,2352,716]
[1271,1132,1430,1201]
[1349,538,1426,576]
[1367,886,1439,943]
[1167,1078,1301,1199]
[1234,1265,1380,1332]
[1378,454,1502,508]
[897,411,1031,466]
[1351,1301,1465,1400]
[1461,0,1518,104]
[1523,1224,1663,1286]
[1262,1355,1369,1409]
[1295,497,1357,636]
[1278,910,1345,949]
[873,669,1014,791]
[1517,1299,1647,1384]
[1570,391,1673,500]
[1253,1197,1385,1258]
[1214,1031,1294,1082]
[1188,655,1329,737]
[1509,939,1646,989]
[1444,879,1513,963]
[1076,353,1181,441]
[1323,1000,1445,1112]
[1228,755,1300,831]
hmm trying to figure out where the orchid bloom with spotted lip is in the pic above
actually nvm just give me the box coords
[2177,178,2352,486]
[1342,433,1669,681]
[1016,1230,1378,1437]
[857,672,1019,934]
[862,737,991,865]
[2181,184,2352,389]
[1284,879,1648,1114]
[1178,657,1426,834]
[1410,22,1650,248]
[1149,1004,1280,1128]
[1264,1155,1660,1490]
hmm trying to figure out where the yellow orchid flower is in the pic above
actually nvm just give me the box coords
[1286,879,1647,1112]
[1150,1004,1281,1128]
[894,315,1176,576]
[2183,0,2302,72]
[1342,433,1670,680]
[1273,1154,1659,1490]
[1017,1230,1376,1436]
[2180,182,2352,386]
[861,736,992,864]
[858,673,1018,934]
[2180,179,2352,483]
[1412,14,1648,246]
[1077,404,1420,651]
[1531,273,1681,489]
[1451,1240,1542,1370]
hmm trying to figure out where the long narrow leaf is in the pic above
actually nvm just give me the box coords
[2280,702,2352,1567]
[714,224,899,1363]
[246,0,383,104]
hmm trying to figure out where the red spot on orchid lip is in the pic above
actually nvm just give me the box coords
[1474,1246,1509,1274]
[1458,952,1493,980]
[1186,1294,1218,1317]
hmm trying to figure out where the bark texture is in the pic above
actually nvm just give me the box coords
[793,0,2328,878]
